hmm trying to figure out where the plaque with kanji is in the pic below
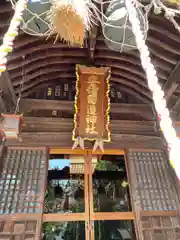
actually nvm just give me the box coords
[72,65,111,150]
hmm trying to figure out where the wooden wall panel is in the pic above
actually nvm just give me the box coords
[141,215,180,240]
[126,149,180,240]
[0,215,42,240]
[0,147,48,240]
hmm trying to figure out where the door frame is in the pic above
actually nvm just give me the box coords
[43,148,136,239]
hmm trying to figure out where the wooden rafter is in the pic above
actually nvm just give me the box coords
[21,117,159,136]
[1,1,180,111]
[163,60,180,103]
[19,99,154,120]
[6,132,163,149]
[172,97,180,118]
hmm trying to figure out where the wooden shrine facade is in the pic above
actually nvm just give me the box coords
[0,146,180,240]
[0,94,180,239]
[0,70,180,239]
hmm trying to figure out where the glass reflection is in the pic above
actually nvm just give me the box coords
[44,156,85,213]
[43,221,85,240]
[94,220,136,240]
[92,155,131,212]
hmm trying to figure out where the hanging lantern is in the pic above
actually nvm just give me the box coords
[49,0,91,46]
[103,0,148,52]
[0,114,23,140]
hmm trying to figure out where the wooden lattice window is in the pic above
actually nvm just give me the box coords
[55,85,61,97]
[126,149,180,240]
[0,147,48,240]
[127,150,179,211]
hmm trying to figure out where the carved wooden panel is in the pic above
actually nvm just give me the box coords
[141,215,180,240]
[0,216,42,240]
[0,147,48,240]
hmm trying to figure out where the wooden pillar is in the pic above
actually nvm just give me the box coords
[0,144,6,173]
[0,72,16,112]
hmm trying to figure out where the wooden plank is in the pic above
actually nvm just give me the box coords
[141,211,178,217]
[50,148,124,155]
[163,60,180,102]
[92,212,136,220]
[22,117,159,136]
[6,132,164,149]
[20,99,74,112]
[43,213,86,222]
[20,99,154,120]
[50,148,87,155]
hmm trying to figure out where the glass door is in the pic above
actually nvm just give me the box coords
[87,151,137,240]
[42,150,91,240]
[42,148,137,240]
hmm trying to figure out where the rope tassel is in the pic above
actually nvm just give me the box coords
[49,0,92,46]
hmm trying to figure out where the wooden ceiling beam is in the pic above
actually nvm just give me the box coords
[172,97,180,118]
[19,99,154,120]
[20,81,150,104]
[6,132,163,149]
[13,74,151,103]
[11,65,149,90]
[22,117,158,136]
[163,61,180,103]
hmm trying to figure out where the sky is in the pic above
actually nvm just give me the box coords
[49,159,70,170]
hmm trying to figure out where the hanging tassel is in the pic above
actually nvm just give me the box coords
[72,136,84,150]
[93,139,104,152]
[49,0,92,46]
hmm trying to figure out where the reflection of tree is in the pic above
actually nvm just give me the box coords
[43,179,85,240]
[43,221,85,240]
[44,178,84,213]
[96,160,119,171]
[94,160,133,239]
[43,160,134,240]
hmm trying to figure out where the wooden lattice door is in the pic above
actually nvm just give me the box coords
[0,146,48,240]
[126,149,180,240]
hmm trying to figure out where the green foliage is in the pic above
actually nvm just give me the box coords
[43,222,65,240]
[96,160,119,171]
[44,182,56,212]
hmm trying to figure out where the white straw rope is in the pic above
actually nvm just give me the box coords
[0,0,27,76]
[126,0,180,180]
